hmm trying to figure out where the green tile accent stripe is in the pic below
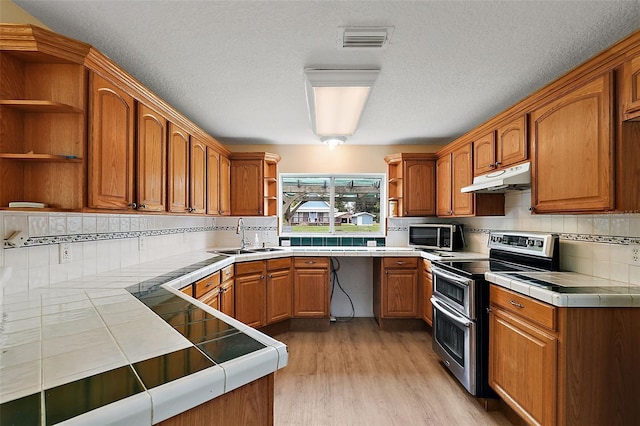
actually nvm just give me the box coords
[0,392,41,426]
[280,237,385,247]
[44,365,144,426]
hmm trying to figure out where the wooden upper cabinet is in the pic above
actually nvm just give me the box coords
[167,122,190,213]
[473,131,496,176]
[621,54,640,120]
[231,159,262,215]
[230,153,280,216]
[404,158,436,216]
[451,143,474,216]
[384,153,436,217]
[473,115,527,176]
[189,136,207,214]
[496,115,527,168]
[207,148,231,216]
[136,103,166,212]
[436,154,452,216]
[219,154,231,215]
[88,73,135,210]
[531,73,614,213]
[207,147,221,215]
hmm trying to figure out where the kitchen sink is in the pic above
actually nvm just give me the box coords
[215,249,255,255]
[249,247,284,252]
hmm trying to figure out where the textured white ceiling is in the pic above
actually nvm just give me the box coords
[15,0,640,146]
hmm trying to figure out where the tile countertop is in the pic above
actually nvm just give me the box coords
[0,251,287,426]
[0,245,484,425]
[486,271,640,308]
[0,247,486,425]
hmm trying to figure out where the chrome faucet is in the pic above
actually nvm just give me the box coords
[236,217,249,249]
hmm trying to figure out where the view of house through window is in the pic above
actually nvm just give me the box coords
[280,174,384,235]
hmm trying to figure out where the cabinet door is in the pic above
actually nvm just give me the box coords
[219,155,231,215]
[382,268,418,317]
[496,115,527,168]
[231,159,263,215]
[189,136,207,214]
[531,73,614,213]
[207,147,220,215]
[404,159,436,216]
[451,143,474,216]
[489,308,557,426]
[219,279,234,317]
[167,123,190,213]
[473,131,496,176]
[235,273,266,328]
[88,73,134,210]
[622,55,640,120]
[436,154,452,216]
[198,287,220,311]
[293,268,329,318]
[422,263,433,326]
[267,269,292,324]
[136,103,166,212]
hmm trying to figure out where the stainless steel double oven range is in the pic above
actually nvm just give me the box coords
[430,232,560,398]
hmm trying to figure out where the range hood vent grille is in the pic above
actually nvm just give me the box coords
[338,27,393,49]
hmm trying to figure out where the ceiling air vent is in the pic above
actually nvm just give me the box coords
[338,27,394,50]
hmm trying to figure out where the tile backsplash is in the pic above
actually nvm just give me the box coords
[2,189,639,297]
[0,213,278,296]
[387,190,640,285]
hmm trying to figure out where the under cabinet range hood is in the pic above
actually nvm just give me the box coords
[461,162,531,193]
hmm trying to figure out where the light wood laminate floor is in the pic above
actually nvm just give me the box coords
[274,318,512,426]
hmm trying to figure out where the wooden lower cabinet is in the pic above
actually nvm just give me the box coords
[421,259,433,326]
[235,261,267,328]
[266,258,292,324]
[489,284,640,425]
[292,257,330,318]
[157,373,274,426]
[375,257,419,319]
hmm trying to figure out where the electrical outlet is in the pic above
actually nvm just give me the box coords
[631,244,640,265]
[59,243,71,264]
[138,236,146,251]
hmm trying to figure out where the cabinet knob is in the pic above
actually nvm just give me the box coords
[128,202,137,209]
[260,275,265,280]
[494,161,501,166]
[137,204,146,210]
[488,163,496,169]
[528,206,535,212]
[187,207,194,213]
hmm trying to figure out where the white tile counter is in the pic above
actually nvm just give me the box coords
[486,271,640,307]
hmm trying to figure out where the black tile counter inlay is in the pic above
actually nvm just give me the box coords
[133,347,215,389]
[174,317,239,344]
[197,331,267,364]
[0,392,41,426]
[44,365,144,426]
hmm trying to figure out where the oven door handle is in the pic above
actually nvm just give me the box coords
[431,266,473,286]
[431,297,472,327]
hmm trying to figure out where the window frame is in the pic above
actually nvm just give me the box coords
[279,172,387,237]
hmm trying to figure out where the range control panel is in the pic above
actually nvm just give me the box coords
[488,232,557,258]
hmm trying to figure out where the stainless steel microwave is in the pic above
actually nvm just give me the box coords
[408,224,464,251]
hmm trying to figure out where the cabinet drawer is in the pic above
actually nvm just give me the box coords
[267,257,291,271]
[490,284,556,330]
[383,257,418,269]
[294,257,330,269]
[180,284,193,297]
[235,260,265,276]
[194,271,221,299]
[220,265,234,281]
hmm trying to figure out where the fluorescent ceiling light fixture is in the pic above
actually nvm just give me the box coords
[320,136,346,150]
[305,69,380,137]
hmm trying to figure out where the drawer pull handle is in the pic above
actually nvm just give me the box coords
[305,261,316,264]
[396,261,406,265]
[509,300,525,309]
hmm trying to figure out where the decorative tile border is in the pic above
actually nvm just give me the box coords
[464,228,640,245]
[3,225,279,249]
[280,236,386,247]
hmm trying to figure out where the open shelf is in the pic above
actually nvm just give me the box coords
[0,100,83,113]
[0,153,83,162]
